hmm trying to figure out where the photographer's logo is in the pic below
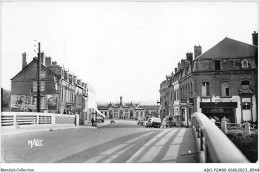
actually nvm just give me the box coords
[28,139,43,148]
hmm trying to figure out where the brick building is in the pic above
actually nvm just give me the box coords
[160,32,258,124]
[10,52,89,124]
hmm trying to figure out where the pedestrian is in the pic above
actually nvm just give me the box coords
[91,117,94,127]
[162,118,166,129]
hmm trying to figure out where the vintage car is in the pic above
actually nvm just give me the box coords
[146,117,161,128]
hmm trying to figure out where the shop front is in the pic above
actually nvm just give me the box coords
[200,102,237,123]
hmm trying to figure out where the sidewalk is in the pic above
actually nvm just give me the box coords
[1,120,111,136]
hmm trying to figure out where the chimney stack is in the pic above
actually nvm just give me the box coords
[22,52,27,69]
[252,31,258,46]
[45,57,52,66]
[77,79,82,86]
[52,61,57,65]
[177,62,182,70]
[194,45,202,58]
[40,52,45,65]
[186,52,193,62]
[175,67,178,73]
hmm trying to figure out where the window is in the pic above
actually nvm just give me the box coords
[40,71,46,78]
[33,81,45,91]
[202,82,210,96]
[241,81,250,89]
[215,60,221,70]
[221,82,230,96]
[61,89,64,101]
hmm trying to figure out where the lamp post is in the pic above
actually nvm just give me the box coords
[157,100,160,118]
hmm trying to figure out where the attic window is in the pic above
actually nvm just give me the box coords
[215,60,221,70]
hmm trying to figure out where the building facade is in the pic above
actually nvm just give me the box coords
[10,52,89,124]
[160,32,258,124]
[98,97,159,119]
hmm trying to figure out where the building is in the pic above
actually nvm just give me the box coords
[1,88,11,111]
[160,31,258,124]
[98,96,159,119]
[10,52,89,124]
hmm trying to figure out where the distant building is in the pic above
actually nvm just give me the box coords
[98,96,159,119]
[10,52,89,124]
[160,31,258,124]
[1,88,11,111]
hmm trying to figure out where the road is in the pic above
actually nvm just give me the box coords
[1,120,199,163]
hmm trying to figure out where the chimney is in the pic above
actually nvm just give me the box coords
[52,61,57,65]
[194,45,202,58]
[77,79,82,86]
[175,67,178,73]
[252,31,258,46]
[120,96,123,105]
[22,52,27,69]
[186,52,193,62]
[40,52,45,65]
[178,62,182,70]
[45,57,52,66]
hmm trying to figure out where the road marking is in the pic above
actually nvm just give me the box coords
[86,132,154,163]
[100,144,128,155]
[162,145,180,162]
[156,137,171,146]
[138,146,163,162]
[84,155,105,163]
[176,129,186,137]
[125,132,154,144]
[117,143,135,154]
[171,136,183,145]
[102,154,120,163]
[126,146,147,163]
[126,129,171,163]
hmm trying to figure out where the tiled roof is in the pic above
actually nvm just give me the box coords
[196,37,257,60]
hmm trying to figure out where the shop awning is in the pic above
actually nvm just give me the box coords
[96,109,105,118]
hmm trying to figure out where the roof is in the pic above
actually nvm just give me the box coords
[11,58,60,80]
[139,105,159,110]
[196,37,257,60]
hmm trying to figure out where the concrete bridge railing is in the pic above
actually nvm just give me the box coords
[191,112,249,163]
[1,112,79,128]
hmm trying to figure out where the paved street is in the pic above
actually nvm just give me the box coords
[1,120,199,163]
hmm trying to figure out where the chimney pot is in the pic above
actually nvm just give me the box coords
[45,57,52,66]
[194,45,202,59]
[252,31,258,46]
[22,52,27,69]
[186,52,193,62]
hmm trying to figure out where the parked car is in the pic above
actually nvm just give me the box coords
[137,118,145,126]
[146,117,161,128]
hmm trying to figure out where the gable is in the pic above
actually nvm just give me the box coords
[11,59,59,81]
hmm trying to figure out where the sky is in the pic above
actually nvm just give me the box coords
[1,1,259,103]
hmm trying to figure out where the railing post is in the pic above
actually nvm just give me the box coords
[13,114,16,126]
[76,114,79,126]
[245,122,250,135]
[51,114,55,125]
[221,121,227,134]
[36,114,39,125]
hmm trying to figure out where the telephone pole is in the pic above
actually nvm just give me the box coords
[37,42,41,112]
